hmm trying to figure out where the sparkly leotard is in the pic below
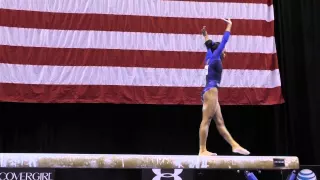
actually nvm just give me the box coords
[201,31,230,101]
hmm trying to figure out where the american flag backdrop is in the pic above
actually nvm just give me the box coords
[0,0,283,105]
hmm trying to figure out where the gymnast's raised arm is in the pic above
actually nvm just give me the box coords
[213,19,233,56]
[201,26,214,60]
[201,26,210,42]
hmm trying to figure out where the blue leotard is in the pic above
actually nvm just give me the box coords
[201,31,231,101]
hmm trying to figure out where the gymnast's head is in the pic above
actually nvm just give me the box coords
[205,40,226,60]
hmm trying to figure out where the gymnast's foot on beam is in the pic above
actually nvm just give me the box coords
[198,150,217,156]
[232,145,250,155]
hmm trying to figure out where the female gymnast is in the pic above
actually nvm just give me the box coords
[199,19,250,156]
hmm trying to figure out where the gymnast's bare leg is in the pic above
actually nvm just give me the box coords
[199,89,250,156]
[199,88,218,156]
[213,102,250,155]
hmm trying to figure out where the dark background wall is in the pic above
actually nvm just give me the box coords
[0,103,282,155]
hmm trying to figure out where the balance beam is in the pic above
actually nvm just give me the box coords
[0,153,299,170]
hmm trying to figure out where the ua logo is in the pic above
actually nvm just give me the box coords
[152,169,183,180]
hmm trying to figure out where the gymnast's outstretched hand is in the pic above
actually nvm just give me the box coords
[222,18,232,25]
[201,26,207,36]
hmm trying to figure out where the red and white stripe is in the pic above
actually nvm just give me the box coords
[0,0,283,105]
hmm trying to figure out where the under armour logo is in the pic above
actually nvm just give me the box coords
[152,169,183,180]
